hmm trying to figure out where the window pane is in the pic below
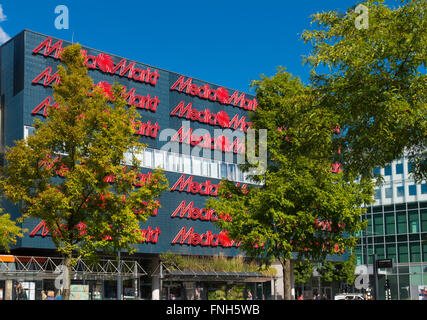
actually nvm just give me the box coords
[422,184,427,194]
[210,161,219,179]
[386,244,397,261]
[154,150,164,168]
[375,245,385,259]
[385,188,393,199]
[423,243,427,263]
[143,149,153,167]
[373,167,381,176]
[192,157,201,176]
[396,212,407,234]
[183,155,191,173]
[398,243,408,263]
[397,186,404,197]
[374,189,381,200]
[202,159,210,177]
[410,243,421,262]
[385,213,395,235]
[373,215,384,235]
[409,185,417,196]
[421,209,427,232]
[220,163,227,179]
[408,212,419,233]
[384,165,392,176]
[395,163,403,175]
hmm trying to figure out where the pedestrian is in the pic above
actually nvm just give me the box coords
[41,290,47,300]
[322,293,328,300]
[312,294,316,300]
[316,293,321,300]
[247,290,253,300]
[15,283,27,300]
[55,290,62,300]
[297,294,304,300]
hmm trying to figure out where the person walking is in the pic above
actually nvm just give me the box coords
[41,290,47,300]
[15,283,27,300]
[246,290,253,300]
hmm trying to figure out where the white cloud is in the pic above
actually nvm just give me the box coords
[0,4,6,22]
[0,27,10,44]
[0,5,9,44]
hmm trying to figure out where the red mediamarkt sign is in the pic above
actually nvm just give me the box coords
[32,37,159,86]
[29,220,161,244]
[171,227,240,248]
[171,127,245,154]
[170,101,252,132]
[170,174,248,196]
[170,75,257,111]
[171,200,232,222]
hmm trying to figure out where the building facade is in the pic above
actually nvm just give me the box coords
[0,30,281,300]
[354,157,427,300]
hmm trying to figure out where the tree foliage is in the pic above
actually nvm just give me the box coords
[206,69,374,299]
[302,0,427,182]
[0,44,168,298]
[0,211,24,252]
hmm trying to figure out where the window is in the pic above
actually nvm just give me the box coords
[396,212,407,234]
[423,243,427,263]
[201,159,210,177]
[410,243,421,262]
[375,245,385,259]
[396,186,404,197]
[408,211,419,233]
[384,165,392,176]
[385,188,393,199]
[210,161,219,179]
[408,162,413,174]
[154,150,164,168]
[373,167,381,176]
[409,185,417,196]
[395,163,403,175]
[143,149,153,167]
[384,213,395,235]
[183,155,191,173]
[192,157,201,176]
[386,244,397,261]
[421,209,427,232]
[374,189,381,200]
[422,184,427,195]
[398,243,409,263]
[373,215,384,235]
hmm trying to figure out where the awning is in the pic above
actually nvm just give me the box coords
[0,255,147,281]
[162,269,274,282]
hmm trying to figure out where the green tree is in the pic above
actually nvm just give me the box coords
[0,211,24,252]
[293,259,314,286]
[207,70,374,300]
[302,0,426,182]
[0,44,168,299]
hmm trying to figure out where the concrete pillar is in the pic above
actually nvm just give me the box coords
[5,280,13,300]
[151,256,161,300]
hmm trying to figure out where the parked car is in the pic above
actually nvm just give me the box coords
[334,293,365,300]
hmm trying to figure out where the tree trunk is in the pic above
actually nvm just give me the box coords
[282,258,292,300]
[62,255,72,300]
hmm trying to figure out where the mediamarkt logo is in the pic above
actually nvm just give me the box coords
[171,227,241,248]
[170,75,257,111]
[32,37,159,86]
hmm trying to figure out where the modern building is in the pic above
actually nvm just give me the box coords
[354,157,427,300]
[0,30,282,300]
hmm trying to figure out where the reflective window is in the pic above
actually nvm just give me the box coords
[395,163,403,175]
[385,188,393,199]
[396,186,404,197]
[409,185,417,196]
[384,165,392,176]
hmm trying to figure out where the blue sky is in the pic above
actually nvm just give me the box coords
[0,0,397,93]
